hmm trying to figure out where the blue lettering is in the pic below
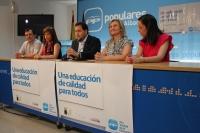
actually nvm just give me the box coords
[69,73,101,83]
[59,88,71,95]
[58,79,65,86]
[12,73,30,80]
[12,67,37,75]
[58,72,69,79]
[20,81,31,87]
[66,81,86,89]
[13,80,20,85]
[72,89,88,98]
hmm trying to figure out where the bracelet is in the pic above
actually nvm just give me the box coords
[139,56,145,63]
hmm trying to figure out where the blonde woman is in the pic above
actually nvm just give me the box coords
[94,19,133,61]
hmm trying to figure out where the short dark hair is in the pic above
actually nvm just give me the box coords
[75,22,88,33]
[138,14,163,46]
[24,28,36,35]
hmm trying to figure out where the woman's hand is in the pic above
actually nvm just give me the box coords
[126,55,140,64]
[34,54,41,59]
[125,54,133,64]
[94,52,101,61]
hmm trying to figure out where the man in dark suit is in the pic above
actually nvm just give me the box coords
[66,22,101,59]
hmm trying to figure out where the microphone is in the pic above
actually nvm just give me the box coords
[61,54,67,60]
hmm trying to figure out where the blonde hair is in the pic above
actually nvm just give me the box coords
[109,19,126,38]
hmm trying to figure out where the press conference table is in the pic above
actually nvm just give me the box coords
[1,58,200,71]
[0,58,200,133]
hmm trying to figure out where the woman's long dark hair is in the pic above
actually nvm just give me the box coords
[138,14,163,46]
[42,26,59,44]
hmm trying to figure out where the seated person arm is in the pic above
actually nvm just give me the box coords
[34,43,60,59]
[23,42,41,58]
[15,42,25,58]
[141,39,169,63]
[40,43,60,59]
[102,44,132,61]
[94,47,107,61]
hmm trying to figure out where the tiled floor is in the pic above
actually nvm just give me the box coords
[0,105,90,133]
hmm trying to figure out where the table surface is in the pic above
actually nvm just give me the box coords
[1,58,200,72]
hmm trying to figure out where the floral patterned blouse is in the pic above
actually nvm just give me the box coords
[105,36,134,56]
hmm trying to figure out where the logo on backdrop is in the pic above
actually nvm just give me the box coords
[43,102,48,111]
[84,7,147,32]
[85,7,103,32]
[108,119,118,130]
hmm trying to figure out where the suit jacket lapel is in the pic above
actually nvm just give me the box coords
[83,35,91,52]
[74,40,79,52]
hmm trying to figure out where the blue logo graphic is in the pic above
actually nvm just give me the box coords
[43,103,48,111]
[108,119,118,130]
[85,7,103,32]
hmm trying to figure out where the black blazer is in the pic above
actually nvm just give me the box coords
[71,35,101,59]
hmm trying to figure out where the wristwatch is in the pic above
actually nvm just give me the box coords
[78,52,81,58]
[21,55,24,58]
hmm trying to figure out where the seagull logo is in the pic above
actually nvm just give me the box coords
[108,119,118,130]
[43,103,48,111]
[86,16,101,24]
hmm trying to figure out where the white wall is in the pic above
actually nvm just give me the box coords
[0,0,14,58]
[0,0,76,58]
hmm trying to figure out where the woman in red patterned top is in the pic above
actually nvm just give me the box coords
[34,26,62,59]
[126,14,174,63]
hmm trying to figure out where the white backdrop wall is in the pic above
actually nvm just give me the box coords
[0,0,13,58]
[0,0,76,58]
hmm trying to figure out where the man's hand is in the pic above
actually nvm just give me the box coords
[15,52,22,58]
[66,48,78,58]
